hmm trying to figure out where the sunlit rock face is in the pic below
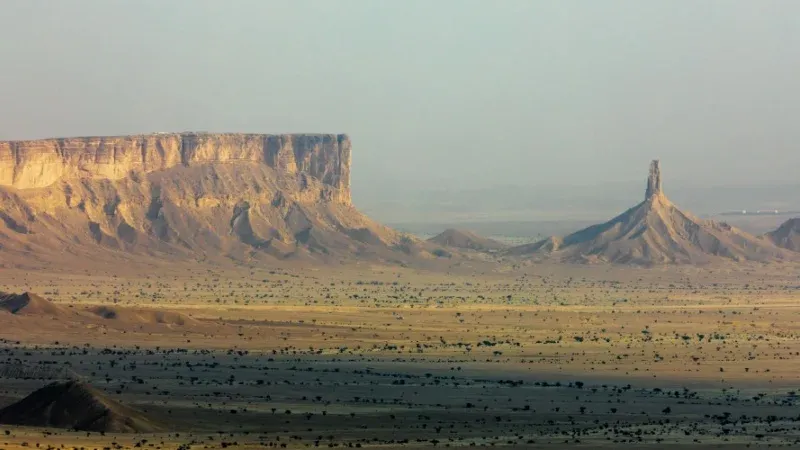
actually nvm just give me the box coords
[0,133,437,265]
[0,133,352,205]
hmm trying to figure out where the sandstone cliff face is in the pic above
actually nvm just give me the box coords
[0,133,437,267]
[0,133,352,205]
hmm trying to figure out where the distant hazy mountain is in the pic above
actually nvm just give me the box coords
[355,179,800,224]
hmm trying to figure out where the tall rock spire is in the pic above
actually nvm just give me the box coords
[645,160,662,200]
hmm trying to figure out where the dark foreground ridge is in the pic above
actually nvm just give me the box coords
[0,381,163,433]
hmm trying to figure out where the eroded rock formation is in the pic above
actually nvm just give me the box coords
[645,160,662,200]
[508,161,794,265]
[0,133,433,266]
[0,133,352,205]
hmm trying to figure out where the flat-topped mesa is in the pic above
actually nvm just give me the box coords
[0,133,352,205]
[645,159,662,201]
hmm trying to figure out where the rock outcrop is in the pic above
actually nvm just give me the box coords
[0,133,431,266]
[0,381,162,433]
[766,218,800,252]
[507,161,794,265]
[0,133,352,204]
[428,228,507,252]
[645,160,662,200]
[0,292,68,316]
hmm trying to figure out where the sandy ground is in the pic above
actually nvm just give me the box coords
[0,261,799,448]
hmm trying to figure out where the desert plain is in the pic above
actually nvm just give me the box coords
[1,257,799,449]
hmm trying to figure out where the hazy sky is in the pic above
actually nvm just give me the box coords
[1,1,798,197]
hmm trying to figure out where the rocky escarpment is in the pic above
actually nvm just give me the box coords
[0,133,352,204]
[507,161,795,265]
[0,133,434,266]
